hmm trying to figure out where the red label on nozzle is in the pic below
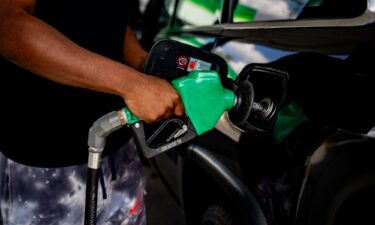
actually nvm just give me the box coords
[177,55,188,69]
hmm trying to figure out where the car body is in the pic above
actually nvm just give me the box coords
[136,1,375,225]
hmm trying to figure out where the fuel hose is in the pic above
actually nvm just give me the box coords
[85,110,127,225]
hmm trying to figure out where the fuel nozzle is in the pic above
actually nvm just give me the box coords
[229,80,277,132]
[252,98,276,121]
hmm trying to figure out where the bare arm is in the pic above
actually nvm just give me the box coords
[123,26,148,72]
[0,0,183,122]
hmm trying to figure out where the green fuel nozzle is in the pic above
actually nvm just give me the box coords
[123,70,236,135]
[123,70,274,159]
[121,70,236,158]
[172,70,236,135]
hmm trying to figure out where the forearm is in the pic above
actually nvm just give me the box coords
[0,9,141,98]
[123,26,148,72]
[0,4,184,122]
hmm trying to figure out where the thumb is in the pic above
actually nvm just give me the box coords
[174,100,185,116]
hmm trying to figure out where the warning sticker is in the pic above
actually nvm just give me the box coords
[187,57,212,72]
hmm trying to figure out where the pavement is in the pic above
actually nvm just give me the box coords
[144,164,187,225]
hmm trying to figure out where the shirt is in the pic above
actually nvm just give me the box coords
[0,0,132,167]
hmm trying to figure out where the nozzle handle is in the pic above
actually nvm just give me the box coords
[131,121,197,158]
[122,107,197,158]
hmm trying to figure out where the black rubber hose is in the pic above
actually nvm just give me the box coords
[84,168,99,225]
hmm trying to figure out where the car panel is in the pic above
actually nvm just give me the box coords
[296,133,375,225]
[161,8,375,54]
[186,143,268,225]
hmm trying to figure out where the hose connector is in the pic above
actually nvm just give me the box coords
[87,110,128,169]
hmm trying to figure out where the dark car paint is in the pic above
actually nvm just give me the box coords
[297,133,375,225]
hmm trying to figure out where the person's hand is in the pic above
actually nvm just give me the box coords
[123,73,184,123]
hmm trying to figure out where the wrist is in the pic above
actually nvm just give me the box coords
[115,67,146,99]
